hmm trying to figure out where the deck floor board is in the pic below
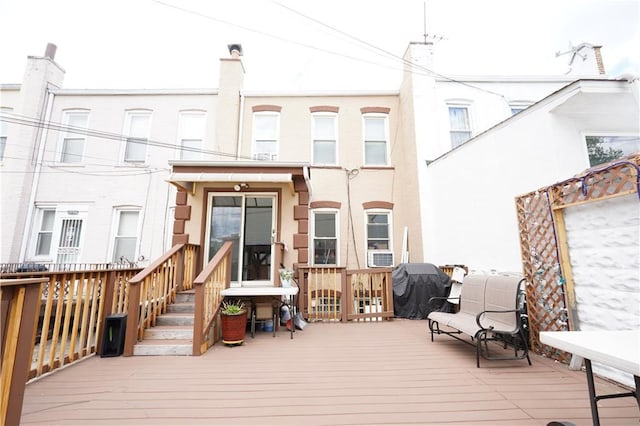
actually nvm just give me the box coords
[21,319,638,425]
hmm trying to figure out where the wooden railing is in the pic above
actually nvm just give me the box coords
[1,269,140,426]
[192,241,232,355]
[298,266,394,322]
[346,268,394,321]
[123,244,198,356]
[1,278,47,426]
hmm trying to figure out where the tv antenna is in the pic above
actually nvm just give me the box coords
[422,1,447,43]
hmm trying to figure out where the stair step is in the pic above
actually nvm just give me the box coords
[167,302,195,314]
[133,339,193,356]
[175,290,196,304]
[156,313,194,326]
[144,325,193,340]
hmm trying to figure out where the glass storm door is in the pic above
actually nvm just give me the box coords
[206,194,276,287]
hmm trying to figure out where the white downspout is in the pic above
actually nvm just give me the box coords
[18,88,55,262]
[236,90,245,159]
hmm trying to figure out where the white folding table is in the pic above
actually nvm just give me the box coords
[539,330,640,426]
[221,284,299,339]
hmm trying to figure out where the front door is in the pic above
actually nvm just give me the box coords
[205,193,276,287]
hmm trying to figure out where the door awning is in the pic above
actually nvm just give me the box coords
[167,172,294,193]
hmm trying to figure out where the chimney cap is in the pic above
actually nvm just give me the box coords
[227,44,243,57]
[44,43,57,60]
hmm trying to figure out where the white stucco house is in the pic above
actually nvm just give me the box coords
[403,41,640,271]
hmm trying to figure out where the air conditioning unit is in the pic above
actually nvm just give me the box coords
[367,250,394,267]
[253,152,278,161]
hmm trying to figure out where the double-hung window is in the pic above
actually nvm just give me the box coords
[448,104,472,148]
[312,114,337,165]
[585,135,640,167]
[60,110,89,163]
[253,113,279,160]
[112,209,140,263]
[178,111,205,160]
[35,209,56,257]
[0,107,11,161]
[123,111,151,163]
[363,115,388,166]
[312,210,338,265]
[366,211,393,267]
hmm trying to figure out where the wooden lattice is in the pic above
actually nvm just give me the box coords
[516,154,640,363]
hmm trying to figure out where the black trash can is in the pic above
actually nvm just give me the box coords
[101,314,127,357]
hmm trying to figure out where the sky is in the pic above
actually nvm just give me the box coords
[1,0,638,91]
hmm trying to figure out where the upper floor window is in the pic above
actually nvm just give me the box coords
[0,107,12,161]
[112,208,140,263]
[123,111,151,163]
[366,210,393,267]
[585,135,640,167]
[59,110,89,163]
[363,115,389,166]
[312,114,337,165]
[253,112,279,161]
[178,111,206,160]
[312,210,338,265]
[448,104,472,148]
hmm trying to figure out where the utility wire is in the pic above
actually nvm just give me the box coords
[0,111,254,161]
[274,1,510,99]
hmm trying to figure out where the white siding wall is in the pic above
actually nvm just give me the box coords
[563,193,640,387]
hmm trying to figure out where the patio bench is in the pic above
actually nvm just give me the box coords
[427,273,531,367]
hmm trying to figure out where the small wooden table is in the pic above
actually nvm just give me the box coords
[539,330,640,426]
[221,285,299,339]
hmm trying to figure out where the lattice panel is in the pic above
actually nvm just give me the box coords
[516,191,571,362]
[549,160,640,208]
[516,155,640,363]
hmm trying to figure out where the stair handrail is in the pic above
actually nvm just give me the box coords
[192,241,233,355]
[123,243,195,356]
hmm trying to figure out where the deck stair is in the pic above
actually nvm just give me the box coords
[132,290,195,356]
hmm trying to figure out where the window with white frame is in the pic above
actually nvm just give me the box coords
[59,110,89,163]
[509,102,532,115]
[366,211,393,267]
[585,135,640,167]
[312,114,337,165]
[253,113,279,160]
[178,111,205,160]
[312,210,338,265]
[123,111,151,163]
[448,104,472,148]
[112,209,140,263]
[35,209,56,257]
[0,107,11,161]
[363,115,388,166]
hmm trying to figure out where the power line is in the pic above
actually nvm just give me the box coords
[0,111,254,160]
[273,1,510,99]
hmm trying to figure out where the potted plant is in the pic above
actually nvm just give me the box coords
[279,268,294,287]
[220,299,248,345]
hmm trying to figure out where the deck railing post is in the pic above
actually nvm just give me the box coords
[192,281,204,356]
[341,269,349,322]
[176,247,185,293]
[123,280,141,357]
[1,278,46,426]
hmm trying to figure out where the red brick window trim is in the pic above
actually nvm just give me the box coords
[360,107,390,114]
[310,201,341,209]
[362,201,393,210]
[252,105,282,113]
[310,106,339,113]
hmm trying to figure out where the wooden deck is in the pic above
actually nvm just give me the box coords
[21,319,638,425]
